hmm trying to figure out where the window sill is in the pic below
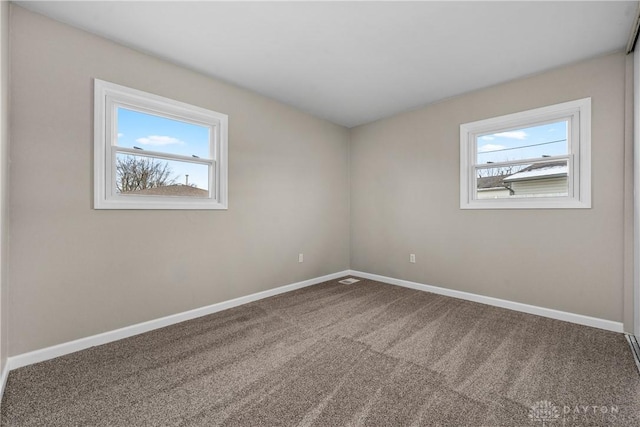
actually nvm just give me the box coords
[460,197,591,210]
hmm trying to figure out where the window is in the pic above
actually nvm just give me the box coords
[94,79,228,209]
[460,98,591,209]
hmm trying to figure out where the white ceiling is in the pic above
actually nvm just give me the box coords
[16,1,638,128]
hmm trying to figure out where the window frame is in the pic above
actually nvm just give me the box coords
[94,79,228,210]
[460,98,591,209]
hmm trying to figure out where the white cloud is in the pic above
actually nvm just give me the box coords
[478,144,506,153]
[480,135,495,141]
[135,135,184,146]
[494,131,527,140]
[117,133,124,138]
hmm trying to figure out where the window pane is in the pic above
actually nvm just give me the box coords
[476,120,568,164]
[115,153,210,198]
[476,160,569,199]
[116,107,211,159]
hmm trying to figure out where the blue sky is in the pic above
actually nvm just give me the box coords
[476,120,568,165]
[116,108,211,189]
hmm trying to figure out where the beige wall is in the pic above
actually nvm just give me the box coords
[8,6,350,355]
[6,5,636,357]
[350,52,631,329]
[0,0,9,372]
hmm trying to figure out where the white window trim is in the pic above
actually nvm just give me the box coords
[94,79,228,210]
[460,98,591,209]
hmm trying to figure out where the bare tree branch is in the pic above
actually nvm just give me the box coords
[116,156,177,193]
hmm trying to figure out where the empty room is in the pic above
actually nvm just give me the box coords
[1,1,640,425]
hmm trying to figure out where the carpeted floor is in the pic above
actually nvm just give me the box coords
[2,277,640,426]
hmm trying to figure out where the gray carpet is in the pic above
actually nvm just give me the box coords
[2,277,640,426]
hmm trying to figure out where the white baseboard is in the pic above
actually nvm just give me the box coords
[7,270,350,370]
[6,268,624,373]
[349,270,624,333]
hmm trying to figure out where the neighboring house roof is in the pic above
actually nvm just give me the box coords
[124,184,209,197]
[477,161,568,190]
[503,161,568,183]
[477,175,510,190]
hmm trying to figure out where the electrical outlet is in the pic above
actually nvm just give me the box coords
[410,254,416,263]
[298,253,304,263]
